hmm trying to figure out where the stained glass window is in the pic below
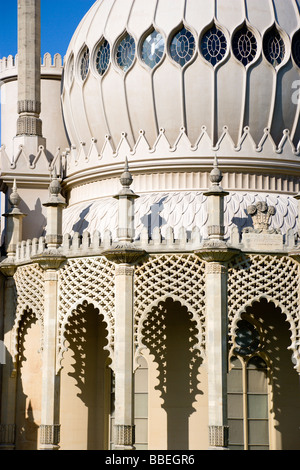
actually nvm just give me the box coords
[263,27,285,67]
[201,25,227,66]
[142,30,164,69]
[95,39,110,76]
[170,26,195,67]
[80,47,90,81]
[232,26,257,66]
[292,31,300,68]
[116,33,136,72]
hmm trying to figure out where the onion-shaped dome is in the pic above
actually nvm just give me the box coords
[62,0,300,155]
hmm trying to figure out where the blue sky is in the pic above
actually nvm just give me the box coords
[0,0,95,59]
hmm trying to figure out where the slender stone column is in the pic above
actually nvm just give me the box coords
[17,0,42,137]
[113,264,135,450]
[33,176,66,450]
[39,267,60,450]
[0,182,25,449]
[104,159,146,450]
[0,273,17,450]
[205,261,229,449]
[195,157,239,449]
[15,0,46,155]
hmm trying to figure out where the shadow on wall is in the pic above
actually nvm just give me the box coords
[71,205,92,234]
[64,301,109,450]
[140,197,168,239]
[245,298,300,450]
[16,309,40,450]
[18,198,47,240]
[142,297,203,450]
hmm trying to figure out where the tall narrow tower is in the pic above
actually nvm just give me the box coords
[15,0,45,154]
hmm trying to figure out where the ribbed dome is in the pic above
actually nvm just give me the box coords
[62,0,300,155]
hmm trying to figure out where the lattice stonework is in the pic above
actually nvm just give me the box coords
[13,263,45,363]
[57,256,115,372]
[134,254,206,363]
[228,254,300,372]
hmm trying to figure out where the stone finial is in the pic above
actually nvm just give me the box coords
[205,155,228,196]
[209,155,223,185]
[246,201,276,232]
[120,157,133,189]
[44,173,66,206]
[115,157,139,200]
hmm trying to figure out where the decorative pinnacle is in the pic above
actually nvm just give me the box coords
[43,172,66,206]
[114,157,139,200]
[120,157,133,189]
[9,179,21,209]
[209,155,223,185]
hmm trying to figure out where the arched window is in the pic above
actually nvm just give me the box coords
[116,33,136,72]
[169,26,196,67]
[201,25,227,66]
[80,47,90,81]
[95,39,110,76]
[141,29,165,69]
[263,27,285,67]
[228,319,270,450]
[232,26,257,66]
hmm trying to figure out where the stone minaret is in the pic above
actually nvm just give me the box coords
[15,0,45,154]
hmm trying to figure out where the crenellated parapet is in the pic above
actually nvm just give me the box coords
[0,53,63,82]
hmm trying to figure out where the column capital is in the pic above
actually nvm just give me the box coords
[195,240,240,263]
[103,242,147,265]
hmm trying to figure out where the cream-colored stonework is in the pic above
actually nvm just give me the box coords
[0,0,300,451]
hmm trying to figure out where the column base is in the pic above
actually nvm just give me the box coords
[39,424,60,450]
[114,445,136,451]
[39,444,60,451]
[114,425,135,450]
[208,425,229,449]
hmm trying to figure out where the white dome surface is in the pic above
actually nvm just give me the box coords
[62,0,300,156]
